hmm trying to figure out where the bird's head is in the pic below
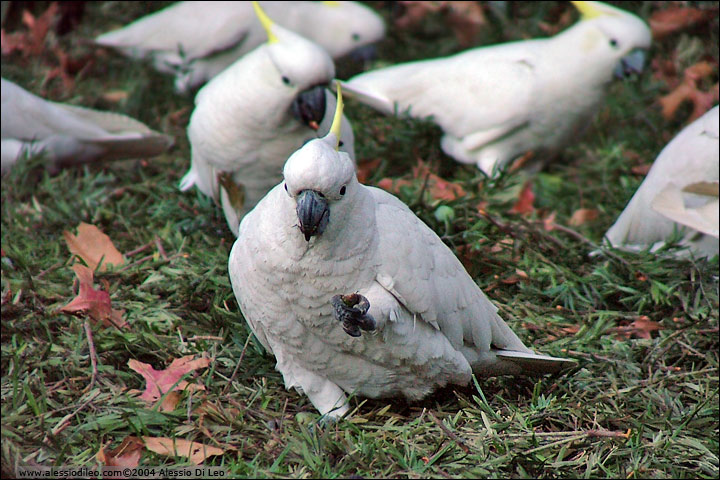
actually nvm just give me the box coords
[253,1,336,130]
[303,1,386,62]
[282,82,357,241]
[569,1,652,79]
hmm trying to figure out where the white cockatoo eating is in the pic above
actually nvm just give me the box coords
[181,2,355,236]
[1,78,173,175]
[604,106,719,258]
[228,84,574,419]
[341,1,652,176]
[95,1,386,93]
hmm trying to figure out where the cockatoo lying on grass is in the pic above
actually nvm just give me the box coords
[341,1,651,176]
[1,77,172,175]
[181,2,355,236]
[95,1,386,93]
[228,84,574,419]
[604,106,719,258]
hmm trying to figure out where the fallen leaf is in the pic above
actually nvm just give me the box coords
[445,1,487,47]
[102,90,129,103]
[63,222,124,271]
[377,160,465,201]
[128,355,211,404]
[609,316,663,340]
[142,437,224,465]
[649,6,716,39]
[508,181,535,215]
[1,3,59,57]
[59,264,127,328]
[97,436,143,469]
[659,62,719,123]
[631,164,652,176]
[356,158,381,184]
[568,208,599,226]
[541,211,557,231]
[395,1,445,29]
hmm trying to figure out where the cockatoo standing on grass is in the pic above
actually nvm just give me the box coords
[229,84,574,419]
[1,78,173,175]
[181,2,355,236]
[95,1,386,93]
[341,1,652,176]
[604,106,719,258]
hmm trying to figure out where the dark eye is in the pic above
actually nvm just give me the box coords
[609,39,618,48]
[339,140,344,147]
[352,33,360,41]
[282,76,291,85]
[284,183,288,192]
[339,185,346,196]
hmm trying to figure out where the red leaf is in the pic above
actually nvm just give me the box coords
[128,355,211,404]
[59,264,127,328]
[658,62,719,123]
[1,3,59,57]
[508,181,535,215]
[650,6,716,39]
[97,436,143,469]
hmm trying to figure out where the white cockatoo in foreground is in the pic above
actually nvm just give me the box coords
[181,2,355,236]
[1,78,173,175]
[95,1,386,93]
[341,1,652,177]
[229,84,575,419]
[604,106,719,258]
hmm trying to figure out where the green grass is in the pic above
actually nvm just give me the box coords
[2,1,718,478]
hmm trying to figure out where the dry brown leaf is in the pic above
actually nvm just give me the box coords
[102,90,129,103]
[377,160,465,201]
[609,316,663,340]
[59,264,127,328]
[631,164,652,176]
[356,158,381,184]
[445,1,487,47]
[97,436,144,469]
[659,62,719,123]
[395,1,445,29]
[541,211,557,231]
[649,6,716,39]
[128,355,211,404]
[508,181,535,215]
[1,3,59,57]
[568,208,599,226]
[63,222,124,271]
[142,437,224,465]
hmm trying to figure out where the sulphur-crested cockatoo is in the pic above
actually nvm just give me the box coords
[181,2,355,236]
[1,78,173,175]
[341,1,651,176]
[228,84,574,419]
[604,106,719,258]
[95,1,385,93]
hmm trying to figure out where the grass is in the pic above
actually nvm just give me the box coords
[2,1,718,478]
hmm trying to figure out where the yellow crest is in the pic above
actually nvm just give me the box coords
[330,81,344,151]
[570,1,607,20]
[321,1,341,7]
[252,1,278,44]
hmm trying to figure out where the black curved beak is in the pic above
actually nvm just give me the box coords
[296,190,329,241]
[291,85,326,131]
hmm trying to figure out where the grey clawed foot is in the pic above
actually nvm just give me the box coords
[331,293,376,337]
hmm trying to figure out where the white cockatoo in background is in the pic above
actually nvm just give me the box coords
[95,1,386,93]
[341,1,652,176]
[604,106,719,258]
[1,77,173,175]
[229,84,574,419]
[181,2,355,236]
